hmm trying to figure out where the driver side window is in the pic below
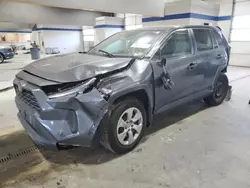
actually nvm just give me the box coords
[161,29,192,58]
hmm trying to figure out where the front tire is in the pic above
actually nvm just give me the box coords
[204,73,229,106]
[0,54,4,64]
[100,97,146,154]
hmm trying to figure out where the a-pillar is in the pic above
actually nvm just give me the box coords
[94,16,124,45]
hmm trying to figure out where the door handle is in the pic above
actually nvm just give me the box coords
[216,54,222,59]
[187,62,198,70]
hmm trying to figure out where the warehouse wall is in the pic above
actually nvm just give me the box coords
[143,0,191,27]
[0,22,32,47]
[189,0,219,26]
[32,25,83,54]
[229,0,250,67]
[142,0,222,27]
[125,14,142,30]
[94,17,124,45]
[42,25,83,54]
[0,32,31,43]
[91,0,231,44]
[82,26,95,52]
[217,0,233,40]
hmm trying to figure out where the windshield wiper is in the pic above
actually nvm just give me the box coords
[98,50,114,58]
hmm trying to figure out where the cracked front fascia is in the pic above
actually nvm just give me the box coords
[48,88,108,124]
[45,87,109,145]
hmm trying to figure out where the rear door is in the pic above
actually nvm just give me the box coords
[191,28,216,93]
[208,30,228,88]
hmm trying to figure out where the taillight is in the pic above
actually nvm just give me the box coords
[8,48,13,52]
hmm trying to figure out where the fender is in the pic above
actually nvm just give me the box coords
[108,83,154,126]
[212,65,228,90]
[96,59,155,126]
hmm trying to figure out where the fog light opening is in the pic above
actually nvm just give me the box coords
[56,143,79,151]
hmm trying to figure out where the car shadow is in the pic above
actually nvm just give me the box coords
[0,100,207,186]
[0,101,206,176]
[144,99,206,139]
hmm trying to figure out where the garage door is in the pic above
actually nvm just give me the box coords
[230,0,250,67]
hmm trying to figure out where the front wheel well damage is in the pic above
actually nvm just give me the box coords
[93,90,151,147]
[113,90,150,127]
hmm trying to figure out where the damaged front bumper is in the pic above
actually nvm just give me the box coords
[14,77,108,150]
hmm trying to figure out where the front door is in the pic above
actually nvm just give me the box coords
[151,29,200,113]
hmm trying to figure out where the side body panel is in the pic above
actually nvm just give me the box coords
[190,28,228,95]
[150,29,199,114]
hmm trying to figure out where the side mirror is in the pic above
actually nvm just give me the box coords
[159,58,166,67]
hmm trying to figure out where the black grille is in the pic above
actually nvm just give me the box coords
[16,87,41,112]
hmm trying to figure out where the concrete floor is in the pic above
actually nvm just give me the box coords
[0,66,250,188]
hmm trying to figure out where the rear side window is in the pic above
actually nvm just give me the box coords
[193,29,213,51]
[211,30,224,48]
[161,29,192,58]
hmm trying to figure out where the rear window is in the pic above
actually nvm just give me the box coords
[211,30,224,47]
[193,29,213,51]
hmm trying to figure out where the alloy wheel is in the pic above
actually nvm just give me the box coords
[116,107,143,146]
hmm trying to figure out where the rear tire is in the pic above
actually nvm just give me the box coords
[204,73,229,106]
[100,97,146,154]
[0,53,4,64]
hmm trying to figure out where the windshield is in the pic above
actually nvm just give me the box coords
[88,30,164,58]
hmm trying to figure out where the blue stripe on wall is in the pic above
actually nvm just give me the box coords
[32,27,82,31]
[165,13,191,20]
[142,17,165,22]
[0,30,32,33]
[217,16,232,21]
[94,24,125,29]
[142,13,232,23]
[189,13,217,21]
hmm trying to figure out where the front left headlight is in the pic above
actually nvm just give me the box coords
[48,78,96,99]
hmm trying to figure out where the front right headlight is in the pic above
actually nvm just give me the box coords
[48,78,96,99]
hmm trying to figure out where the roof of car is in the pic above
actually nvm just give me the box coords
[136,25,217,31]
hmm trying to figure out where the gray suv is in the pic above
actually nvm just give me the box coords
[14,26,230,154]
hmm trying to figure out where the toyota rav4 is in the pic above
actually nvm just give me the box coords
[14,26,231,154]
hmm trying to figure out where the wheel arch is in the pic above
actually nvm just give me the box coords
[110,87,154,127]
[212,66,229,90]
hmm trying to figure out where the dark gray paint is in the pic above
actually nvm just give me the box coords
[14,25,230,150]
[24,53,132,83]
[0,46,15,61]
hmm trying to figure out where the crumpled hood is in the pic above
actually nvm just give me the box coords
[24,53,132,83]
